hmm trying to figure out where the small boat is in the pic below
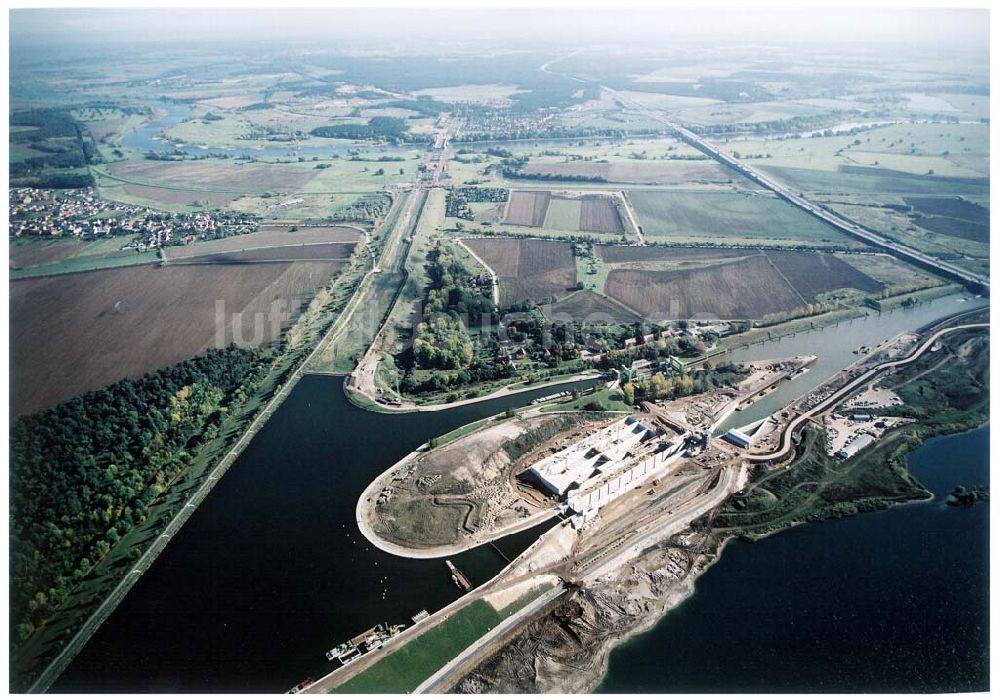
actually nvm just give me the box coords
[325,642,354,661]
[288,678,313,694]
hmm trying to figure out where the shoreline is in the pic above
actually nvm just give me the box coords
[341,370,603,413]
[561,422,988,694]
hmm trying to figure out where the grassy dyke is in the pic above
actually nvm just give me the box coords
[333,585,553,694]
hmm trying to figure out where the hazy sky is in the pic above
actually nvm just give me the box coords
[9,7,990,49]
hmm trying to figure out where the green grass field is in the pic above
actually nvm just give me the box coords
[628,189,859,247]
[10,251,161,279]
[333,585,553,694]
[761,165,989,197]
[539,387,632,413]
[543,197,583,231]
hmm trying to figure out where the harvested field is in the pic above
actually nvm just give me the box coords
[504,191,551,227]
[606,256,803,320]
[761,165,990,197]
[904,196,989,243]
[604,250,882,320]
[904,196,990,222]
[580,196,624,234]
[764,250,883,298]
[9,239,88,268]
[463,238,576,306]
[106,160,319,196]
[119,183,239,207]
[519,160,736,185]
[165,226,360,260]
[503,191,623,234]
[11,260,344,417]
[546,289,640,323]
[913,215,989,243]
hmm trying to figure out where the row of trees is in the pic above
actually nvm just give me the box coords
[623,361,749,403]
[11,346,272,645]
[310,116,410,141]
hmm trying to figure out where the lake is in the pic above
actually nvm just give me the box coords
[597,423,989,693]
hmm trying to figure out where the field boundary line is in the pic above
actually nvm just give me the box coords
[455,237,500,307]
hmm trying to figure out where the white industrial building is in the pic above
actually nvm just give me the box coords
[527,416,687,525]
[835,432,874,459]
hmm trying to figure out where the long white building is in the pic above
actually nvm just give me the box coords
[527,416,687,525]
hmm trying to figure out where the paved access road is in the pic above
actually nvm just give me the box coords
[748,322,989,465]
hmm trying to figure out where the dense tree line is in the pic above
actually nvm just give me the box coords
[596,334,709,371]
[10,346,272,645]
[310,116,409,141]
[501,168,608,183]
[408,246,497,371]
[399,245,510,393]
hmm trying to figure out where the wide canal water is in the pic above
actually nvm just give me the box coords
[54,377,598,692]
[55,292,985,692]
[716,293,988,433]
[598,422,989,693]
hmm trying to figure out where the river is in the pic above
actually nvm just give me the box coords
[53,376,598,693]
[597,422,989,693]
[120,101,421,160]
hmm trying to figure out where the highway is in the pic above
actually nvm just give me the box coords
[606,88,989,293]
[747,322,989,465]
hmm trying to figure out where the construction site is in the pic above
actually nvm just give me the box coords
[327,318,986,695]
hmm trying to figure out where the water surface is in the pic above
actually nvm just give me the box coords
[55,376,598,692]
[598,424,989,693]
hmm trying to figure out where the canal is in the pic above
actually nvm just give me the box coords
[55,292,984,692]
[54,377,598,692]
[716,293,988,433]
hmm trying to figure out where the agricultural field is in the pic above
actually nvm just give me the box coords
[501,190,625,234]
[504,191,550,227]
[602,249,882,320]
[546,289,641,323]
[9,236,161,278]
[834,252,947,296]
[460,238,894,322]
[10,238,89,268]
[163,225,360,260]
[462,238,577,306]
[95,159,319,210]
[11,258,347,417]
[816,195,990,277]
[760,164,989,198]
[627,189,859,247]
[905,196,989,243]
[170,242,356,264]
[713,121,988,178]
